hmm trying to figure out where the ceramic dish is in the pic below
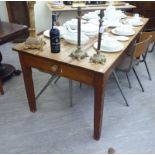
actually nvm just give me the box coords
[63,22,98,34]
[63,32,89,45]
[81,23,98,34]
[114,36,129,42]
[94,42,123,52]
[84,31,98,38]
[43,26,65,38]
[104,20,122,28]
[115,26,134,35]
[82,13,99,20]
[43,30,50,38]
[111,28,135,36]
[121,14,127,19]
[126,18,144,26]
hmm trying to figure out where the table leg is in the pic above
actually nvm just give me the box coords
[94,73,105,140]
[0,51,4,71]
[0,79,4,95]
[19,54,36,112]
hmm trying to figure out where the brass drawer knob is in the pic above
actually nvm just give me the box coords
[51,65,58,72]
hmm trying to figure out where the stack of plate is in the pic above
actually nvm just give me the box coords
[104,20,122,27]
[63,32,89,45]
[112,25,135,36]
[81,23,98,37]
[82,12,99,20]
[64,19,87,30]
[63,22,98,38]
[126,18,143,26]
[94,36,124,52]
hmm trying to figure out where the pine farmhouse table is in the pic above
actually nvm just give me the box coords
[13,17,148,140]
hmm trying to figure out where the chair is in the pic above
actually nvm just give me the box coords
[36,71,129,107]
[116,35,152,92]
[140,31,155,53]
[112,70,129,106]
[136,31,155,81]
[35,73,73,106]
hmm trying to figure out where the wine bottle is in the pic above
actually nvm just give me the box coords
[50,14,60,53]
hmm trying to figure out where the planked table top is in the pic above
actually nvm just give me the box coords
[13,17,148,74]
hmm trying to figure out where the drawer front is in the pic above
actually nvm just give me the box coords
[23,54,94,86]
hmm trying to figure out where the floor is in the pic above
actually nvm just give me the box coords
[0,43,155,153]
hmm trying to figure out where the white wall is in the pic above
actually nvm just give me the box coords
[34,1,52,33]
[34,1,77,33]
[0,1,9,21]
[0,1,83,33]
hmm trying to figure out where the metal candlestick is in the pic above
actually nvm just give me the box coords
[90,10,106,65]
[69,7,88,60]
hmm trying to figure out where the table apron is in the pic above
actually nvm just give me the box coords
[20,53,96,86]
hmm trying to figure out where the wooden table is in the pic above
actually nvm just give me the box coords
[13,17,148,140]
[0,22,28,45]
[0,21,28,95]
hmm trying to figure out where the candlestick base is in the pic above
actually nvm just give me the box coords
[24,37,45,51]
[69,48,88,60]
[90,51,106,65]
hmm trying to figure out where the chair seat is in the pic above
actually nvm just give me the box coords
[116,53,139,71]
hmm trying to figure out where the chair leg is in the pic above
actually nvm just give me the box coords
[69,80,73,107]
[144,60,152,80]
[149,43,155,53]
[79,82,82,88]
[35,74,57,100]
[112,71,129,106]
[126,73,132,88]
[54,76,61,84]
[0,80,4,95]
[132,67,144,92]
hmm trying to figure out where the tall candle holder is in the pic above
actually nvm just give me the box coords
[90,10,106,65]
[69,6,88,60]
[24,1,45,50]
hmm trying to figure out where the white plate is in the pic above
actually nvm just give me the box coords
[126,19,144,26]
[93,42,124,53]
[104,20,122,28]
[43,30,50,38]
[43,27,65,38]
[84,31,98,38]
[111,29,135,36]
[82,14,99,20]
[82,23,98,33]
[63,33,89,45]
[121,14,127,19]
[114,36,129,42]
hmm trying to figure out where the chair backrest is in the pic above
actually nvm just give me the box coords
[118,36,152,72]
[134,35,152,58]
[140,31,155,43]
